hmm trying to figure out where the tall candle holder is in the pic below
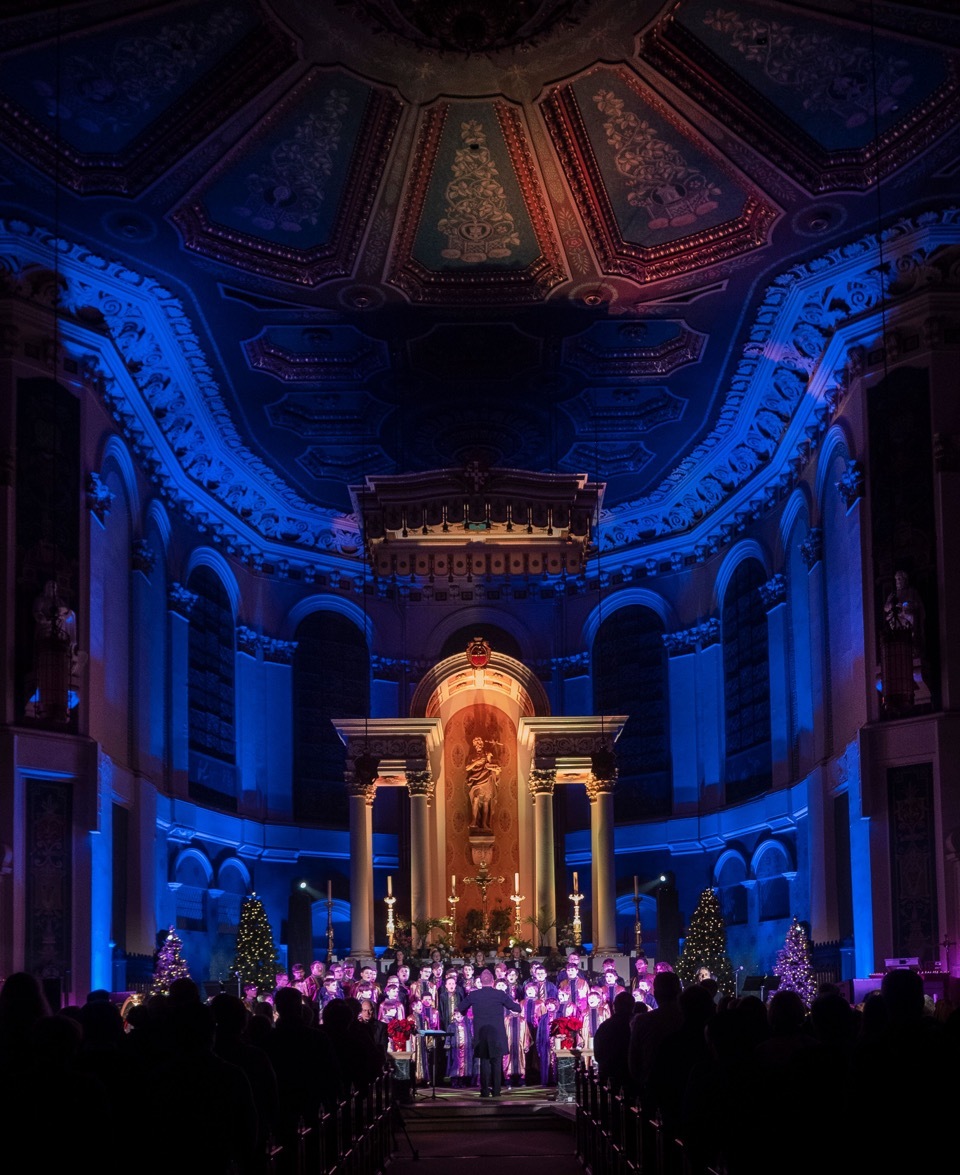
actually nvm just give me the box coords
[569,871,584,948]
[510,873,524,942]
[385,893,397,948]
[633,877,643,954]
[448,875,460,939]
[326,893,335,961]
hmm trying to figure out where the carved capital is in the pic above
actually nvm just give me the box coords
[263,638,297,664]
[527,767,556,798]
[131,538,156,575]
[800,528,823,569]
[236,625,261,657]
[348,778,376,802]
[836,459,864,509]
[551,652,589,678]
[86,471,115,523]
[758,573,786,610]
[168,582,198,617]
[406,769,434,798]
[662,617,720,655]
[934,432,960,474]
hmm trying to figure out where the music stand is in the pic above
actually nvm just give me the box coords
[742,975,780,1002]
[420,1029,447,1099]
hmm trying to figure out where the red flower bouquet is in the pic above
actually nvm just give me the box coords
[550,1014,583,1050]
[387,1016,417,1050]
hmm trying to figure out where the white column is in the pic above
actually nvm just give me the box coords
[589,774,617,955]
[348,778,374,959]
[407,769,434,940]
[528,768,556,949]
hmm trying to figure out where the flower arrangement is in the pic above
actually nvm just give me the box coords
[387,1016,418,1050]
[550,1013,583,1050]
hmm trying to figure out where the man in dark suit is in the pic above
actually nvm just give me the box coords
[458,968,521,1098]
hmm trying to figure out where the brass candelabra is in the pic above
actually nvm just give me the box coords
[569,870,583,948]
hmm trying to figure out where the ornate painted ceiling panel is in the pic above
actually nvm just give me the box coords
[172,67,402,283]
[0,0,958,574]
[642,0,960,191]
[542,63,779,282]
[0,0,295,194]
[389,100,567,301]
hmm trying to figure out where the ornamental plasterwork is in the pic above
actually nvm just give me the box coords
[0,219,360,563]
[168,583,198,617]
[800,528,823,569]
[662,617,720,655]
[86,471,115,522]
[605,210,960,559]
[388,102,567,303]
[2,212,957,577]
[836,459,864,509]
[131,538,156,575]
[527,768,556,797]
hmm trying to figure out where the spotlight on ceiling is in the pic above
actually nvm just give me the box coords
[299,881,308,890]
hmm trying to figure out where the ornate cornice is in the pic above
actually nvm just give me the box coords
[551,652,590,678]
[236,627,298,664]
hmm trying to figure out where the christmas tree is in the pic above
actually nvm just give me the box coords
[675,887,736,995]
[231,893,279,994]
[149,926,192,996]
[772,917,817,1008]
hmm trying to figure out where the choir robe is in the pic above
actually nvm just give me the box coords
[502,1009,530,1080]
[444,1016,474,1081]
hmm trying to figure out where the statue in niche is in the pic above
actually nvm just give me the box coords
[884,569,925,655]
[466,735,501,832]
[27,579,79,722]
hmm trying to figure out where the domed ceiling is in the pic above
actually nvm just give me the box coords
[1,0,959,572]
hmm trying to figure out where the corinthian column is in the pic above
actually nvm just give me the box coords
[587,769,618,955]
[406,769,434,936]
[528,767,557,950]
[348,777,375,958]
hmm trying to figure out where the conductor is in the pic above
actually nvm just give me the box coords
[458,969,520,1098]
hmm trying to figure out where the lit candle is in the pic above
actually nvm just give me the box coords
[573,871,579,891]
[634,875,639,900]
[327,880,332,902]
[451,874,456,892]
[387,875,392,896]
[515,872,520,893]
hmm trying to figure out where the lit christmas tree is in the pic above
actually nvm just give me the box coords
[772,917,817,1008]
[231,893,279,994]
[149,926,192,996]
[675,887,736,995]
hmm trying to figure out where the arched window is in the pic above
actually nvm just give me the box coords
[293,611,369,826]
[593,605,671,820]
[716,854,748,925]
[174,853,210,932]
[723,559,771,804]
[187,566,236,809]
[755,844,791,921]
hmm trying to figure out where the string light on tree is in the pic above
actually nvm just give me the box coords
[149,926,192,996]
[675,887,735,996]
[230,893,280,995]
[772,917,817,1008]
